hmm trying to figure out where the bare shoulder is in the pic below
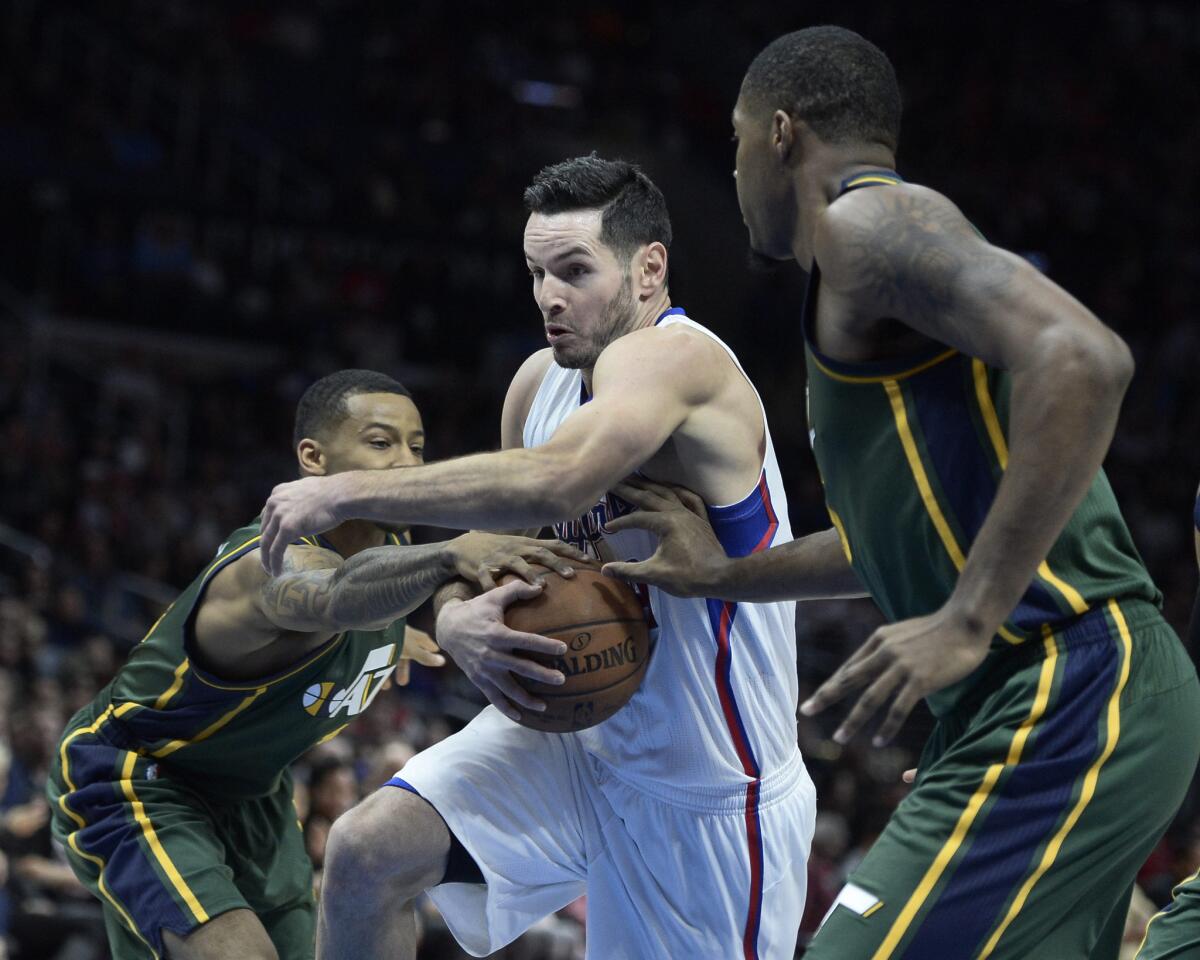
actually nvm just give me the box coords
[502,348,555,448]
[814,183,978,291]
[594,324,725,399]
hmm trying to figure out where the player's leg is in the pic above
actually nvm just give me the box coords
[1134,869,1200,959]
[318,784,450,958]
[583,752,815,959]
[49,733,266,959]
[807,601,1200,960]
[162,909,277,960]
[320,706,590,959]
[213,772,318,960]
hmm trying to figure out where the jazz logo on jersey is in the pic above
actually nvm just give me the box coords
[302,644,396,718]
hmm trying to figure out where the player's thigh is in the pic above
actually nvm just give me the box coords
[395,707,593,955]
[396,706,592,882]
[809,616,1200,960]
[51,742,254,958]
[213,778,317,957]
[163,908,277,960]
[584,760,814,960]
[1135,870,1200,960]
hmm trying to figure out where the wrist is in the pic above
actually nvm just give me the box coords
[942,594,1001,646]
[691,551,733,597]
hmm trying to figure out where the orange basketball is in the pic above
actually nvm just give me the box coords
[500,567,651,733]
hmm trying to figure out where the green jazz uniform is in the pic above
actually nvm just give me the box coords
[1130,495,1200,960]
[803,172,1200,960]
[47,521,407,960]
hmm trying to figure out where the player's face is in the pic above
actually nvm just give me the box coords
[524,210,636,370]
[732,97,795,261]
[319,392,426,475]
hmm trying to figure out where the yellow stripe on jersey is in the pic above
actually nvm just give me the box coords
[827,507,853,563]
[119,751,209,925]
[154,659,190,709]
[884,380,966,570]
[872,630,1059,960]
[977,601,1131,957]
[150,687,267,758]
[811,348,959,385]
[971,359,1089,616]
[844,174,903,189]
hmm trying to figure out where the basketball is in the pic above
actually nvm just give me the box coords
[500,567,651,733]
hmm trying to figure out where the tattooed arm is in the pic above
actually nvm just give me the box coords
[797,183,1133,744]
[196,533,585,657]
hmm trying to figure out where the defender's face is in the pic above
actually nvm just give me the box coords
[732,97,795,261]
[318,392,425,475]
[524,209,635,370]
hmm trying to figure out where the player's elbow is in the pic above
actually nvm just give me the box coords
[1037,324,1134,404]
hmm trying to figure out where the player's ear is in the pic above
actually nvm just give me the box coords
[772,109,799,165]
[297,438,328,477]
[636,242,668,298]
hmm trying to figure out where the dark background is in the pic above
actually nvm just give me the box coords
[0,1,1197,957]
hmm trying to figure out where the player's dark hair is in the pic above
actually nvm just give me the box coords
[293,369,411,447]
[523,154,672,261]
[741,26,901,151]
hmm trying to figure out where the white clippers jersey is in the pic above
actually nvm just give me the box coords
[523,309,801,799]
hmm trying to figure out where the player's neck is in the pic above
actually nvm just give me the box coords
[792,147,896,268]
[582,290,672,391]
[323,519,388,558]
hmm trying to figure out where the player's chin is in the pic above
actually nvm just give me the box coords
[550,343,591,370]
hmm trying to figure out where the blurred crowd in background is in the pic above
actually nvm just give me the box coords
[1,1,1198,957]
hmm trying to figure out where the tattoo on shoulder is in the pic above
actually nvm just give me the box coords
[841,192,1016,324]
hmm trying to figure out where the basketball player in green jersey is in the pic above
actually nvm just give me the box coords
[47,369,582,960]
[1133,487,1200,959]
[596,26,1200,960]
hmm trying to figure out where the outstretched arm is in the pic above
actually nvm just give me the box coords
[259,328,718,574]
[599,478,866,601]
[198,533,584,652]
[799,183,1133,744]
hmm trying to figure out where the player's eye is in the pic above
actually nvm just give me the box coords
[410,445,424,456]
[567,263,587,278]
[368,438,391,449]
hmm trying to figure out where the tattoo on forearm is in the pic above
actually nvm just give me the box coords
[261,545,451,630]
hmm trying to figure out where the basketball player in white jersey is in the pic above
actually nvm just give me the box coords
[260,156,815,959]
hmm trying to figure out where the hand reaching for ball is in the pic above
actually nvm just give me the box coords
[435,579,569,722]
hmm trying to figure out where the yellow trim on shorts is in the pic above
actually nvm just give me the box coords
[66,831,161,959]
[871,628,1059,960]
[119,751,210,925]
[149,686,266,757]
[976,600,1132,957]
[1136,863,1200,958]
[57,704,162,958]
[970,359,1089,616]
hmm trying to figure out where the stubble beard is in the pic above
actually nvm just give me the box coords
[553,274,636,370]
